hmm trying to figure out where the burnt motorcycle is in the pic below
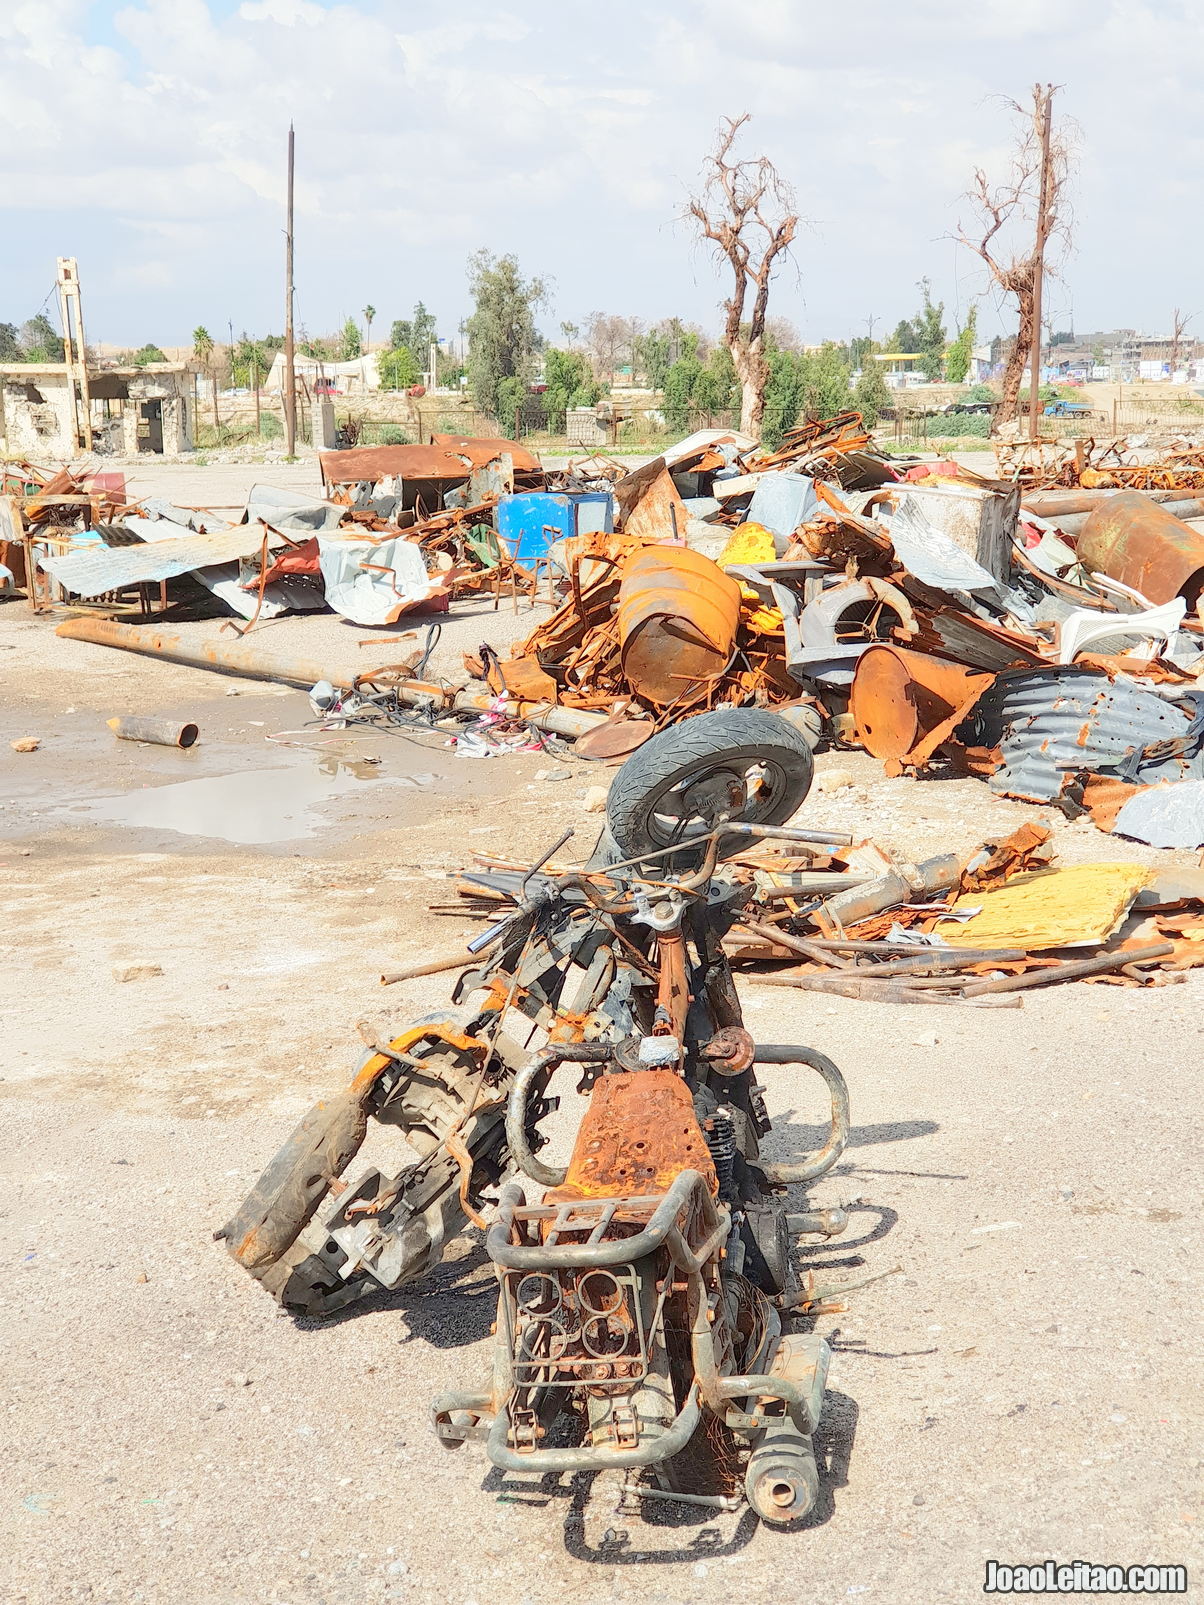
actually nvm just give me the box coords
[219,708,861,1524]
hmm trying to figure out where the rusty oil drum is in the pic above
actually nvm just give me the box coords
[850,643,993,766]
[617,546,741,706]
[1077,490,1204,606]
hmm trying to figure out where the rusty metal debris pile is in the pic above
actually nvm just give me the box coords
[442,820,1204,1007]
[17,413,1204,834]
[465,415,1204,848]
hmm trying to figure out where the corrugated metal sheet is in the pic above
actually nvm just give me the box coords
[319,438,540,486]
[41,523,273,599]
[962,666,1202,802]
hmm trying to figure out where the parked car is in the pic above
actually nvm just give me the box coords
[942,400,995,415]
[1042,399,1092,417]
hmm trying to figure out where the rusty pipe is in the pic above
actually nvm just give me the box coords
[107,715,199,748]
[380,940,499,985]
[55,618,607,739]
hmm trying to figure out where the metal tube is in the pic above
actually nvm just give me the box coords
[107,715,198,748]
[752,1045,850,1184]
[961,941,1173,996]
[56,618,355,690]
[487,1169,713,1270]
[485,1385,702,1473]
[504,1045,613,1188]
[380,942,495,985]
[54,619,608,739]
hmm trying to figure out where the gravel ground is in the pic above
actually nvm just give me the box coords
[2,505,1202,1603]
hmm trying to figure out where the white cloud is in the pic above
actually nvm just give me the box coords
[0,0,1199,343]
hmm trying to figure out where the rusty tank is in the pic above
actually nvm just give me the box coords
[617,545,741,706]
[1076,490,1204,606]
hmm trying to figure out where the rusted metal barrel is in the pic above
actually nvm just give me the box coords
[850,644,993,769]
[1077,490,1204,605]
[617,546,740,706]
[107,715,199,748]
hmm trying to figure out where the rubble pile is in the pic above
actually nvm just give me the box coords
[12,410,1204,844]
[444,822,1204,1007]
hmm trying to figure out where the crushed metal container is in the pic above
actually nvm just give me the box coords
[617,546,740,706]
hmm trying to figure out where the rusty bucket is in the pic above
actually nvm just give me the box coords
[1077,490,1204,606]
[617,546,741,706]
[851,644,994,771]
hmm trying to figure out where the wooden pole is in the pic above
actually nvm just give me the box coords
[1027,84,1055,441]
[252,354,261,436]
[284,124,297,458]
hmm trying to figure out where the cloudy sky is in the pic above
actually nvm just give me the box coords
[2,1,1199,351]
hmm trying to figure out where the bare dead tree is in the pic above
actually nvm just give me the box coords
[956,85,1073,428]
[687,114,799,436]
[1171,307,1192,374]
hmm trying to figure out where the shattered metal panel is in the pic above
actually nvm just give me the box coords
[41,523,272,598]
[964,666,1201,802]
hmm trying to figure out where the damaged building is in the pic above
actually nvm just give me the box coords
[0,360,194,459]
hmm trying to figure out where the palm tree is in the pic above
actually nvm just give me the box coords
[192,326,218,430]
[362,304,376,352]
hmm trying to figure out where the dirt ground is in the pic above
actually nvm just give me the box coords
[2,465,1202,1604]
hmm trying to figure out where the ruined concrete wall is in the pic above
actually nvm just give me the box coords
[0,377,77,458]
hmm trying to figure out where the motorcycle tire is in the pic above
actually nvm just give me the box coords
[605,708,815,860]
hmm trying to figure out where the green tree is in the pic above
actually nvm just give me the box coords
[465,251,546,421]
[340,317,362,360]
[944,303,978,385]
[377,345,420,389]
[20,313,64,361]
[761,349,805,448]
[888,317,917,354]
[852,357,892,428]
[230,334,283,388]
[662,351,703,433]
[542,347,601,432]
[0,323,21,360]
[691,345,737,417]
[634,327,673,391]
[132,343,167,367]
[390,302,437,358]
[362,303,376,351]
[912,278,947,381]
[799,343,853,419]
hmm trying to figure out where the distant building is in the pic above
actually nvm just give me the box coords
[0,361,194,457]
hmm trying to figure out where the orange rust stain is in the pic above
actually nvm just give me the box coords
[547,1070,718,1203]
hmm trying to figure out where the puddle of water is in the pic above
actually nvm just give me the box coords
[53,764,432,845]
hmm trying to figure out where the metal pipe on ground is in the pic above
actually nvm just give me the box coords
[54,619,606,740]
[751,972,1022,1007]
[960,942,1173,996]
[107,715,199,748]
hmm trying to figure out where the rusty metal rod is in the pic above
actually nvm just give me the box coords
[750,972,1022,1007]
[54,618,606,738]
[380,941,496,985]
[960,941,1173,996]
[850,947,1028,977]
[737,917,857,971]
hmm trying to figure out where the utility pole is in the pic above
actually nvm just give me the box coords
[283,124,297,457]
[1027,83,1055,440]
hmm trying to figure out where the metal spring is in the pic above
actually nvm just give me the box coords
[705,1109,737,1201]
